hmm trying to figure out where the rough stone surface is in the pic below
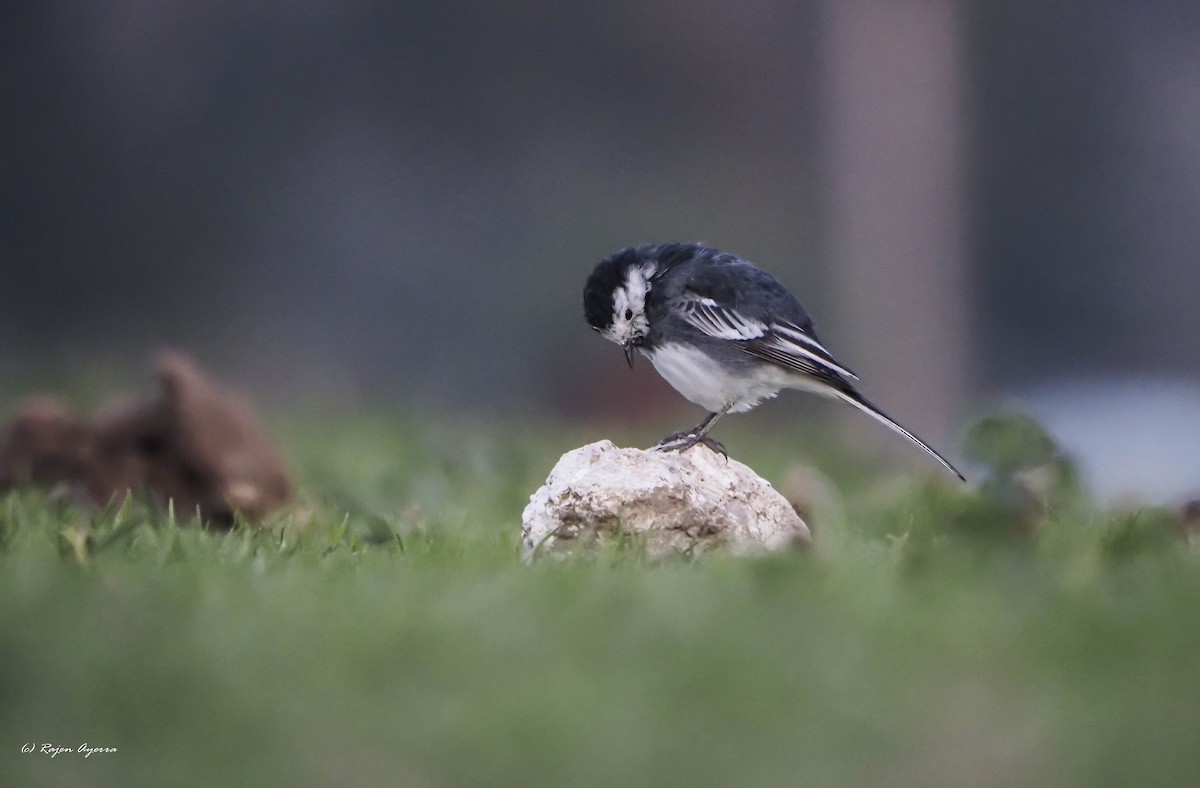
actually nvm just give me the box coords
[522,440,810,560]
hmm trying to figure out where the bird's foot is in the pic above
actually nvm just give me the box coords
[652,432,728,458]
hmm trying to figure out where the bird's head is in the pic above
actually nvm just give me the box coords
[583,246,657,366]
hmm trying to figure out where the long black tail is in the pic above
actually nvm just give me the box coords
[829,386,965,481]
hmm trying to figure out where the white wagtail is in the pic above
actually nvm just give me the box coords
[583,242,965,480]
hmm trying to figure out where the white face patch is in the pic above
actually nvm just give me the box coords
[603,263,655,346]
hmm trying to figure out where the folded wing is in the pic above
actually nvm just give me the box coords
[679,296,858,381]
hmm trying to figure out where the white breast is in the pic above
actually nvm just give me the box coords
[647,343,788,413]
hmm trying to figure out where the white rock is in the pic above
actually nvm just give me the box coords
[521,440,810,560]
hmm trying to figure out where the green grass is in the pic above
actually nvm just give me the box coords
[2,413,1199,787]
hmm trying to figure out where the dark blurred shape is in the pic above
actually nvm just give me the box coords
[868,412,1075,561]
[0,397,90,488]
[962,412,1058,476]
[955,412,1079,541]
[1183,500,1200,539]
[88,351,292,524]
[0,351,291,525]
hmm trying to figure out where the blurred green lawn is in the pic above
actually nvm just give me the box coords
[2,414,1199,787]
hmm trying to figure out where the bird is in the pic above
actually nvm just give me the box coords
[582,242,965,481]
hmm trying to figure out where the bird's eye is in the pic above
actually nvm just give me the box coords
[624,309,633,321]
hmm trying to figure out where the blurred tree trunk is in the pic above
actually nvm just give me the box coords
[822,0,971,460]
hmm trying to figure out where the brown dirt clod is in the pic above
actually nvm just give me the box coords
[0,397,91,489]
[1,351,291,526]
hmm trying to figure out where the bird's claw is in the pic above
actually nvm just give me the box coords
[652,430,690,447]
[652,432,728,458]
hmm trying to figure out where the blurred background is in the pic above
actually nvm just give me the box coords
[4,0,1199,502]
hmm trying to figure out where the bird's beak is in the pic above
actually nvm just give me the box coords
[622,341,635,368]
